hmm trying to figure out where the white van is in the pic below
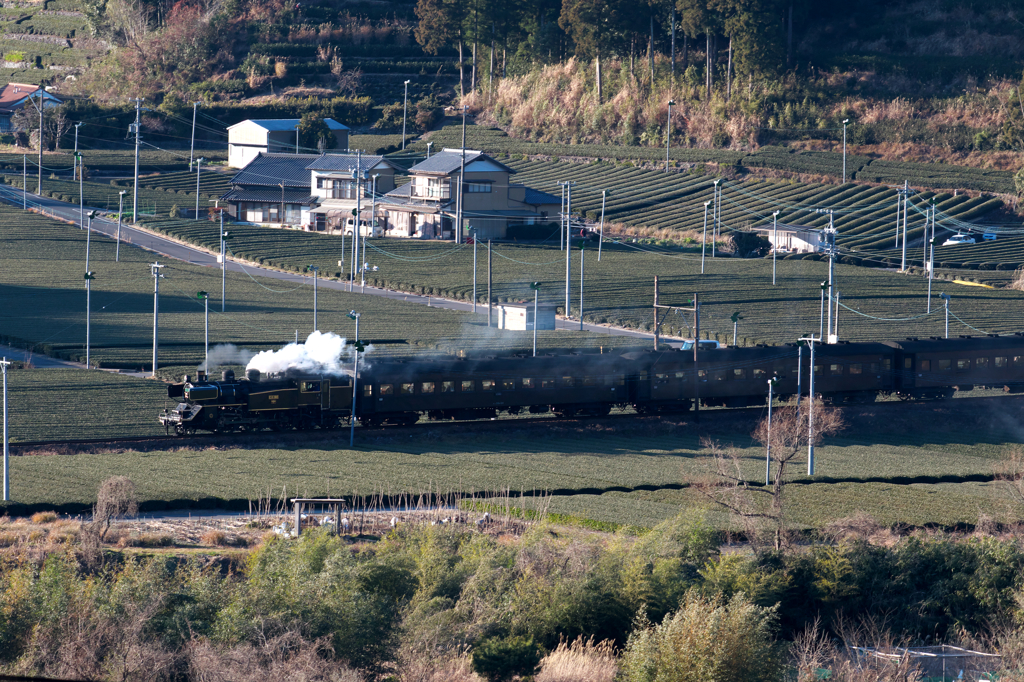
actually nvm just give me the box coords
[344,219,384,238]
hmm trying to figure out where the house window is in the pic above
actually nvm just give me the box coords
[465,182,491,193]
[245,206,267,222]
[268,204,279,222]
[285,204,301,223]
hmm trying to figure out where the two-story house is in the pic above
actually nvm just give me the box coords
[379,149,560,240]
[0,83,61,134]
[307,154,399,232]
[227,118,350,168]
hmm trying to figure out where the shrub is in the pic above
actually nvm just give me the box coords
[94,476,138,541]
[170,204,180,218]
[619,592,783,682]
[200,529,229,546]
[30,511,57,524]
[471,636,543,682]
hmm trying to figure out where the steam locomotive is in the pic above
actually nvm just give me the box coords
[158,334,1024,435]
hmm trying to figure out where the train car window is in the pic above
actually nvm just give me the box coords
[482,380,495,391]
[904,358,912,370]
[883,359,892,372]
[956,359,970,371]
[606,375,625,386]
[400,383,415,395]
[301,381,321,393]
[814,364,823,375]
[461,380,475,392]
[363,385,373,396]
[674,371,686,380]
[560,376,575,387]
[698,369,708,380]
[752,368,766,379]
[849,363,862,375]
[1014,356,1023,367]
[582,376,598,386]
[541,379,555,389]
[655,373,669,381]
[501,379,514,390]
[938,359,951,371]
[379,384,394,395]
[976,357,989,369]
[522,378,535,389]
[918,360,930,371]
[421,382,435,394]
[995,357,1007,368]
[441,381,455,393]
[870,363,879,374]
[830,364,843,376]
[714,371,727,382]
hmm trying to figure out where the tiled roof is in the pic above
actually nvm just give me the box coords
[221,188,318,204]
[230,152,320,188]
[305,154,395,173]
[0,83,53,109]
[523,187,561,205]
[407,149,516,175]
[227,118,350,132]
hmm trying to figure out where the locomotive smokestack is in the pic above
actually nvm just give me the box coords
[222,370,235,382]
[246,369,261,382]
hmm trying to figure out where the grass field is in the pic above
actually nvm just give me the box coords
[2,390,1021,530]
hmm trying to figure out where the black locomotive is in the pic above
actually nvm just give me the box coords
[159,334,1024,435]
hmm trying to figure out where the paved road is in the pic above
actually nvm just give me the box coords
[0,344,83,368]
[2,185,675,350]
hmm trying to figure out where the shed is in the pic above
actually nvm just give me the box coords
[227,118,350,168]
[496,303,558,331]
[752,224,825,254]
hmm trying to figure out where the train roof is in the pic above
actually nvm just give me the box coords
[882,334,1024,353]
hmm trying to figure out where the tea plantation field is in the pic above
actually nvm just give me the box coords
[2,390,1021,530]
[0,205,643,370]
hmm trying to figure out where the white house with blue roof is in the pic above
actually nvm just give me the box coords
[227,118,350,168]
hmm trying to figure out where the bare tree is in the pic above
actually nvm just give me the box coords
[95,475,139,541]
[45,104,71,151]
[995,445,1024,505]
[693,400,845,550]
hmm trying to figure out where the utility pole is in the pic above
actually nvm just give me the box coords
[565,181,573,318]
[772,210,779,285]
[194,157,205,220]
[901,180,909,271]
[350,151,362,290]
[731,311,743,347]
[189,101,200,170]
[455,105,468,244]
[927,204,936,312]
[348,311,361,448]
[472,227,477,313]
[85,269,94,368]
[653,281,700,418]
[665,99,674,172]
[842,119,850,184]
[713,179,721,258]
[198,291,209,371]
[487,239,493,327]
[220,215,230,311]
[825,211,836,343]
[579,241,584,331]
[530,282,541,356]
[25,91,43,195]
[131,98,142,223]
[1,356,9,501]
[598,190,606,261]
[766,377,776,485]
[75,151,83,229]
[74,121,81,154]
[833,292,841,339]
[402,80,410,149]
[151,262,165,378]
[116,190,126,261]
[365,174,377,293]
[940,293,950,338]
[21,155,25,209]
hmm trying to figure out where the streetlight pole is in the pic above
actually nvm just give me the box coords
[731,311,742,347]
[472,227,477,313]
[927,204,936,312]
[833,291,841,339]
[194,157,205,220]
[116,190,126,262]
[565,181,573,317]
[701,201,710,273]
[798,335,818,476]
[901,181,909,271]
[25,91,43,195]
[402,80,410,149]
[579,241,584,331]
[151,262,165,378]
[598,189,606,261]
[189,101,200,170]
[712,179,721,258]
[84,270,94,368]
[819,281,827,338]
[21,154,25,209]
[348,311,361,448]
[1,356,9,501]
[766,377,775,486]
[74,121,81,154]
[198,291,209,370]
[530,282,541,356]
[842,118,850,184]
[308,265,319,331]
[488,239,493,327]
[131,98,142,223]
[772,210,779,285]
[665,99,674,172]
[940,293,950,338]
[75,151,83,230]
[220,216,229,312]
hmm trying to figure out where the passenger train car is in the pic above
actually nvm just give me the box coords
[159,334,1024,435]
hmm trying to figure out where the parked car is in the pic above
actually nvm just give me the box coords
[680,340,723,351]
[982,233,997,241]
[344,219,384,237]
[942,233,976,246]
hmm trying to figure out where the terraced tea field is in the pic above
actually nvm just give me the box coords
[0,149,228,177]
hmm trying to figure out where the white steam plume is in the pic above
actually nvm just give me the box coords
[199,344,257,372]
[246,331,361,376]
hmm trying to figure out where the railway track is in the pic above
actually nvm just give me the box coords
[10,392,1024,453]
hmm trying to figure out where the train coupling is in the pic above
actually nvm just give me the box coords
[158,403,203,427]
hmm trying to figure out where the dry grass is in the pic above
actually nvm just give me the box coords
[535,636,618,682]
[398,646,481,682]
[200,529,230,547]
[1008,267,1024,292]
[30,511,58,524]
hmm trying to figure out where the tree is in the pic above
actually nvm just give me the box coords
[297,113,336,152]
[94,475,139,541]
[694,399,845,550]
[415,0,469,97]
